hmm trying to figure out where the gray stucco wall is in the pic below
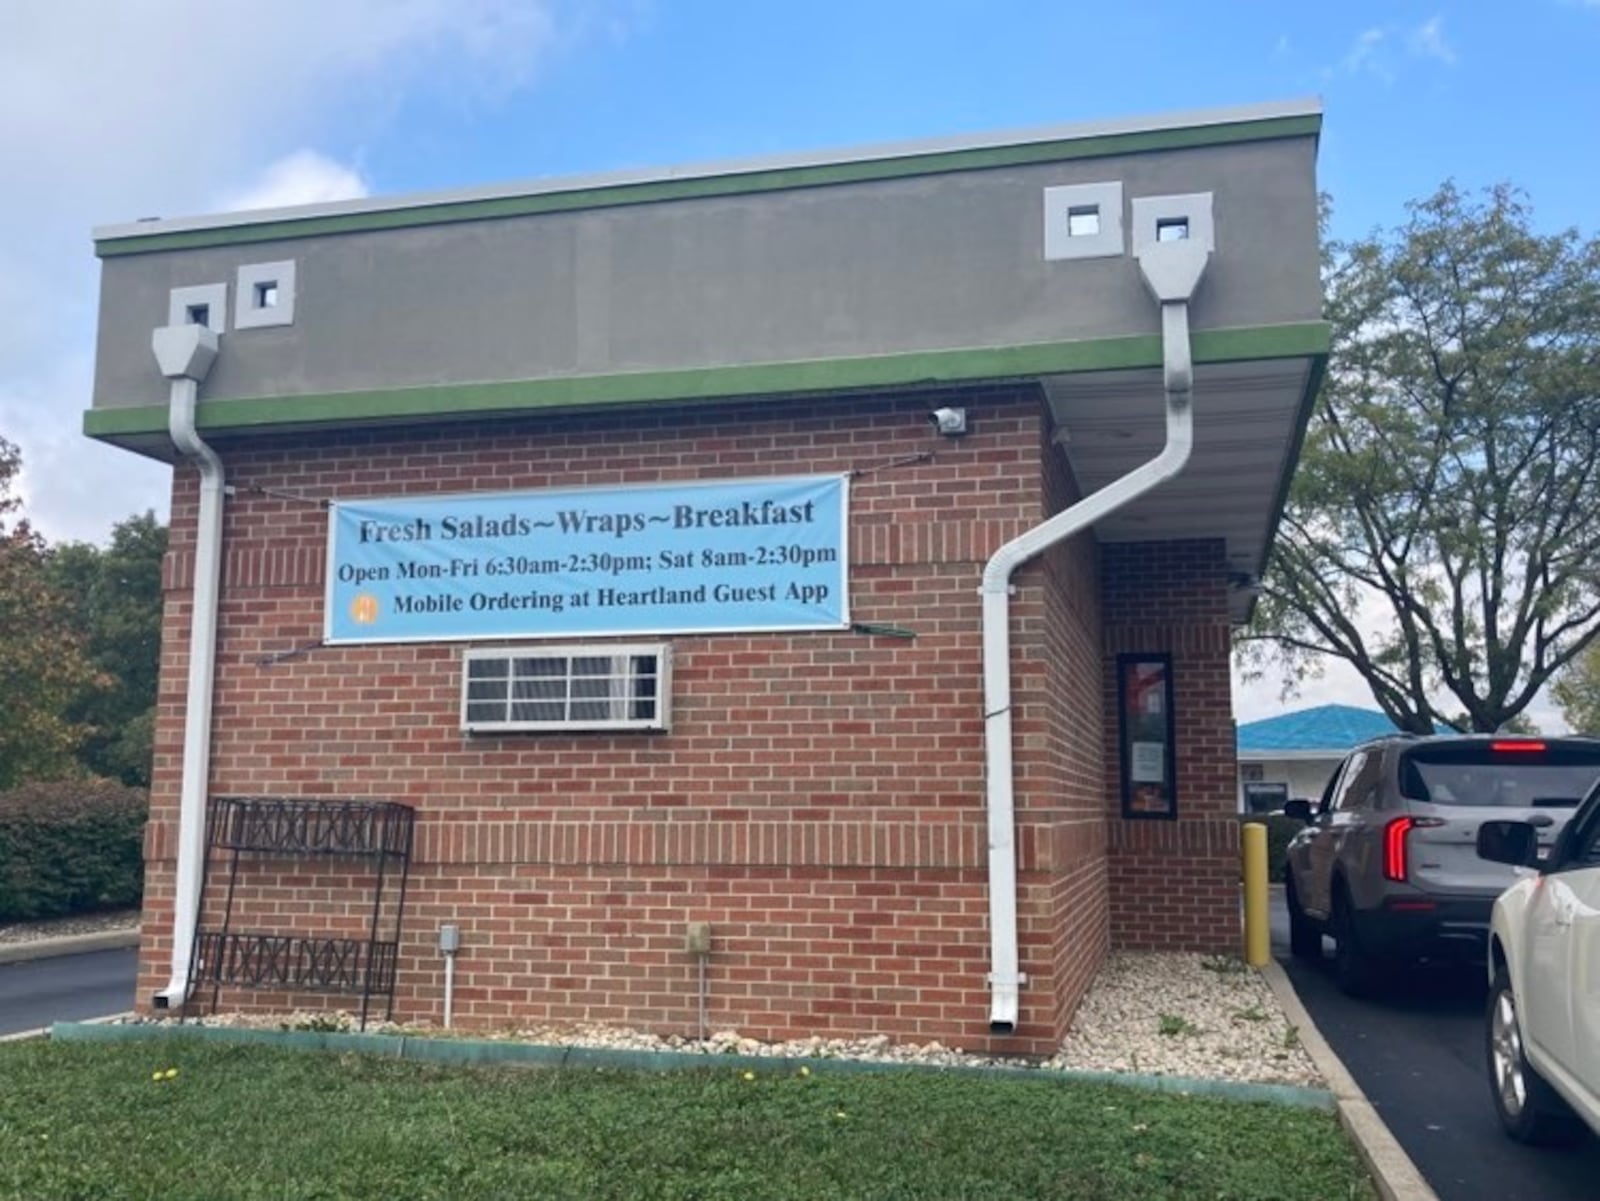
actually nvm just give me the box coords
[92,136,1319,410]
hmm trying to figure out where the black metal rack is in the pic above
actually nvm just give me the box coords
[185,797,416,1030]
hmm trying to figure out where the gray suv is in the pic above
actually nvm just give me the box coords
[1282,735,1600,995]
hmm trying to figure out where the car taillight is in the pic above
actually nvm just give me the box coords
[1491,740,1547,753]
[1383,816,1444,882]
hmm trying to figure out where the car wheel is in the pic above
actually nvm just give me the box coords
[1486,964,1582,1145]
[1331,886,1377,997]
[1285,872,1322,960]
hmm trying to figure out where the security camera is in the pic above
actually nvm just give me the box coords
[929,407,968,437]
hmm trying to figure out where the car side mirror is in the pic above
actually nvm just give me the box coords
[1476,820,1539,868]
[1282,798,1313,824]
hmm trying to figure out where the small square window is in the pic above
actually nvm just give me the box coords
[1043,181,1123,261]
[169,283,228,334]
[1132,193,1214,257]
[1067,206,1100,238]
[235,260,296,329]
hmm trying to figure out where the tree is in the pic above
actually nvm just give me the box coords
[0,437,104,788]
[1240,184,1600,733]
[1553,643,1600,735]
[46,513,168,786]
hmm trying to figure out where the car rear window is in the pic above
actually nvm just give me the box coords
[1400,741,1600,808]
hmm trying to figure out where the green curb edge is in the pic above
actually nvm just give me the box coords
[47,1020,1335,1112]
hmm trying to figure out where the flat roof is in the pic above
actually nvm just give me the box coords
[94,97,1321,256]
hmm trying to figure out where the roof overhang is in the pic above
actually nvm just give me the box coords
[1045,344,1326,622]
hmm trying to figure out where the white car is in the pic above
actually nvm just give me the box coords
[1478,780,1600,1144]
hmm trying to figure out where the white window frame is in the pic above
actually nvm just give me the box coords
[168,282,228,333]
[1131,192,1216,257]
[461,643,671,734]
[1042,181,1124,261]
[235,260,297,329]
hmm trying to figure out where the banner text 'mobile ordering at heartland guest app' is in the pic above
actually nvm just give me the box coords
[324,475,850,643]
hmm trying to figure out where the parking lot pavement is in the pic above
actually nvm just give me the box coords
[1271,892,1600,1201]
[0,948,137,1038]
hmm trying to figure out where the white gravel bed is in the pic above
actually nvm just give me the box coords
[1047,952,1320,1088]
[129,951,1321,1089]
[0,909,140,945]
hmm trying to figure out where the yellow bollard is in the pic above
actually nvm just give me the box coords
[1242,822,1269,967]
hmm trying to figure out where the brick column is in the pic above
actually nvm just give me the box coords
[1100,540,1238,953]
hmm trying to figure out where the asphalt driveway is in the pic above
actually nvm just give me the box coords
[1272,892,1600,1201]
[0,948,136,1037]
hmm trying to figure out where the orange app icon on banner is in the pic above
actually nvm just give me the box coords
[349,593,381,624]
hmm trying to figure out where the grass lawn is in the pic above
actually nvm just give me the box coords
[0,1039,1373,1200]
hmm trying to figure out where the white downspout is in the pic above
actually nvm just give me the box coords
[982,238,1211,1033]
[151,323,223,1009]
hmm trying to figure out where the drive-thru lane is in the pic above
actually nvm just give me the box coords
[1272,894,1599,1201]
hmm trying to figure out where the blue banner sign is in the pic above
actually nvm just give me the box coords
[324,475,849,643]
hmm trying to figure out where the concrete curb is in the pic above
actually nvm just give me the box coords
[0,929,141,965]
[48,1019,1337,1111]
[1261,959,1438,1201]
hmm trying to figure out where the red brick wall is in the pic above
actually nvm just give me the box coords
[1036,422,1108,1036]
[141,387,1106,1054]
[1100,539,1239,952]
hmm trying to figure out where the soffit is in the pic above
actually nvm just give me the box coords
[1043,356,1312,622]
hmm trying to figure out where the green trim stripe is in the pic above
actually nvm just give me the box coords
[83,322,1331,444]
[96,115,1321,258]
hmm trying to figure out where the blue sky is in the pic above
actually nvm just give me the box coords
[2,0,1596,721]
[333,1,1598,243]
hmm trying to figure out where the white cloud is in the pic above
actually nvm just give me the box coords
[221,151,371,213]
[1325,17,1457,86]
[1234,652,1375,723]
[1407,16,1457,65]
[3,352,171,545]
[1233,576,1572,735]
[0,1,563,227]
[1233,655,1569,735]
[0,1,586,544]
[1340,27,1388,80]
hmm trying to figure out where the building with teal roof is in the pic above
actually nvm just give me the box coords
[1236,703,1403,812]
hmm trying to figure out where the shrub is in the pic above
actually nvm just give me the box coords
[1238,813,1303,883]
[0,780,147,921]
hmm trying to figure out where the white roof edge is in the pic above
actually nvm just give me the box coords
[94,97,1322,241]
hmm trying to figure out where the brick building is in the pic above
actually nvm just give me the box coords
[86,100,1325,1055]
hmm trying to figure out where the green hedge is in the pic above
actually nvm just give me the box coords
[1239,813,1303,883]
[0,781,147,922]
